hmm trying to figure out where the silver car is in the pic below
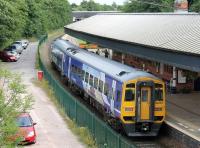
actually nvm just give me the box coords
[14,40,29,49]
[9,44,23,54]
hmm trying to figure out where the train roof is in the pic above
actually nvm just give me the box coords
[53,39,160,82]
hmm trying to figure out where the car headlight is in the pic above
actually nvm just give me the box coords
[27,131,34,137]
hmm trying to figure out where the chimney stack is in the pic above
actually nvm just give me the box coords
[174,0,188,13]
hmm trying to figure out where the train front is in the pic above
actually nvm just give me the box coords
[120,77,165,136]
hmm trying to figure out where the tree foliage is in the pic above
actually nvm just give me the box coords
[122,0,200,13]
[0,69,34,146]
[71,0,119,11]
[190,0,200,12]
[0,0,72,49]
[122,0,174,12]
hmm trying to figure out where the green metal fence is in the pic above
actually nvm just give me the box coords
[38,35,136,148]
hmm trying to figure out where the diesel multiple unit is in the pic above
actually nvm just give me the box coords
[50,38,165,136]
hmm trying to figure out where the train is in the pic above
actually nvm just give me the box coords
[50,38,166,137]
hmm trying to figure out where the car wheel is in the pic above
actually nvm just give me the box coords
[33,138,36,144]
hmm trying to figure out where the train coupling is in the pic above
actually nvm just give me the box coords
[141,123,150,132]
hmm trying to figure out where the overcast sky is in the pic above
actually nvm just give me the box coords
[68,0,127,5]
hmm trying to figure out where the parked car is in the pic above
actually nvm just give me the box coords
[16,113,37,144]
[14,40,29,49]
[10,44,23,54]
[0,50,20,62]
[21,40,29,49]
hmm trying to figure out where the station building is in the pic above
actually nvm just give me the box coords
[65,12,200,93]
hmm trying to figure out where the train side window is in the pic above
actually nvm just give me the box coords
[98,80,103,93]
[94,77,98,89]
[116,90,121,102]
[81,70,85,80]
[89,74,94,86]
[125,89,135,101]
[77,67,81,77]
[85,72,89,83]
[71,65,75,73]
[104,83,109,96]
[155,84,163,101]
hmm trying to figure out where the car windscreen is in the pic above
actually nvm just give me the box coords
[16,116,32,127]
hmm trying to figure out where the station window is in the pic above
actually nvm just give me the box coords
[89,75,94,86]
[155,84,163,101]
[104,83,109,96]
[85,72,89,83]
[125,89,135,101]
[94,77,98,89]
[98,80,103,93]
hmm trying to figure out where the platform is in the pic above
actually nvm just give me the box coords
[166,92,200,142]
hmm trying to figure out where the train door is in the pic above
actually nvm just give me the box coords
[140,87,151,120]
[110,80,116,115]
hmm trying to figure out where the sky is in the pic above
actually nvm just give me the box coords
[68,0,127,5]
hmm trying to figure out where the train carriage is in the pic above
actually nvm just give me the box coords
[50,38,165,136]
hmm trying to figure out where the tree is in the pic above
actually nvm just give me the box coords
[0,0,27,48]
[75,0,117,11]
[0,0,72,49]
[190,0,200,12]
[122,0,174,12]
[0,69,34,146]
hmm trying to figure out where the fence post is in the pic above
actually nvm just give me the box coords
[75,99,77,122]
[92,113,95,136]
[117,134,121,148]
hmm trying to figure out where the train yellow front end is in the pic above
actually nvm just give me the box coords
[120,77,165,136]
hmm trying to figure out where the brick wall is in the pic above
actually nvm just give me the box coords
[112,51,194,92]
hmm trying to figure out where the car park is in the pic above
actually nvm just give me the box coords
[16,113,37,144]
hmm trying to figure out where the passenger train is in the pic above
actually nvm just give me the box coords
[50,38,165,136]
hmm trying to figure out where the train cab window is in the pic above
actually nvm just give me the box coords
[98,80,103,93]
[104,83,109,96]
[125,89,135,101]
[85,72,89,83]
[126,83,135,88]
[155,84,163,101]
[94,77,98,89]
[89,75,94,86]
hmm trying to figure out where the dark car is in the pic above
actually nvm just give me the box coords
[16,113,37,144]
[0,50,20,62]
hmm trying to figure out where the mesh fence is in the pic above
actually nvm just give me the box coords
[38,35,136,148]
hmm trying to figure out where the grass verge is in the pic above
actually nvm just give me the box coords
[34,29,97,148]
[32,79,97,148]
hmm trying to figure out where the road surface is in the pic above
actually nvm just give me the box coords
[3,42,85,148]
